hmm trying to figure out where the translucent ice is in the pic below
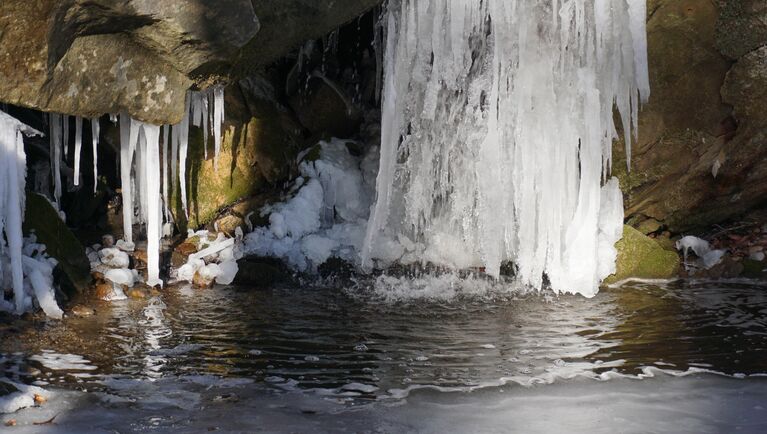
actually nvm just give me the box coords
[362,0,649,296]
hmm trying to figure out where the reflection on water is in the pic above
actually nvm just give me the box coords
[2,279,767,399]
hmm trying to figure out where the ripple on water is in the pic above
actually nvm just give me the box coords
[2,278,767,402]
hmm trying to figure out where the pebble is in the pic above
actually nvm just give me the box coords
[70,304,96,318]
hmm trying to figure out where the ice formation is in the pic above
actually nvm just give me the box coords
[242,139,379,272]
[175,229,242,286]
[25,85,227,293]
[1,111,64,318]
[109,85,226,286]
[360,0,650,296]
[676,236,726,271]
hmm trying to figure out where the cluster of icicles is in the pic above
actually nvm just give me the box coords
[363,0,650,297]
[0,111,63,317]
[0,86,224,315]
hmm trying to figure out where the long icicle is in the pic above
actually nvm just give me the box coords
[142,124,163,287]
[212,86,224,171]
[91,118,100,193]
[178,93,191,218]
[119,113,135,246]
[162,124,170,223]
[74,116,82,186]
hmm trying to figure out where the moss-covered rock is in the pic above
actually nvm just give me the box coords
[604,225,681,284]
[23,193,91,296]
[169,77,306,232]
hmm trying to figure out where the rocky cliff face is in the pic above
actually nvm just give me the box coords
[0,0,379,124]
[616,0,767,234]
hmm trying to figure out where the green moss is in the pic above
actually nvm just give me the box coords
[23,192,91,295]
[604,225,681,284]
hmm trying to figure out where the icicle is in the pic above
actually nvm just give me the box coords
[212,86,224,171]
[49,114,63,205]
[62,115,69,160]
[178,93,191,217]
[363,0,649,297]
[135,123,148,225]
[162,124,170,223]
[91,118,100,193]
[73,116,82,186]
[141,124,163,287]
[0,110,43,314]
[119,113,135,246]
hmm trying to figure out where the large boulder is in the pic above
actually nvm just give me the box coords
[604,225,681,284]
[615,0,767,233]
[0,0,381,124]
[23,193,91,296]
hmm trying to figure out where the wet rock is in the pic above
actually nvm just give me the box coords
[741,258,767,278]
[172,238,201,268]
[605,225,681,284]
[697,255,744,279]
[234,257,291,288]
[127,288,148,300]
[132,249,148,270]
[192,271,215,289]
[94,282,113,301]
[317,258,356,279]
[69,304,95,318]
[23,192,91,296]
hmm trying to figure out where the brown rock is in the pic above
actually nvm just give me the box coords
[132,249,148,269]
[69,304,95,318]
[94,282,113,300]
[193,271,214,289]
[127,288,147,300]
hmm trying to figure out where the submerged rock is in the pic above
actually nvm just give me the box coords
[604,225,680,284]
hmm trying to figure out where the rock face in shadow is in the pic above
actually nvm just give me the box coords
[0,0,381,124]
[23,193,91,296]
[615,0,767,233]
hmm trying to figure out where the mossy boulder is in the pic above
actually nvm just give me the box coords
[169,76,306,231]
[604,225,681,284]
[23,192,91,296]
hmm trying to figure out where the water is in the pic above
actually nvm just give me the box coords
[2,279,767,432]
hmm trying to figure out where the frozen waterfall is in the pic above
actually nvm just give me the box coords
[362,0,649,296]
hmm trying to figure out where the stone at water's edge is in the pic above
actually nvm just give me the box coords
[23,193,91,297]
[604,225,680,284]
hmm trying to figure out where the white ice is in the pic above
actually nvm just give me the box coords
[359,0,649,296]
[0,111,63,318]
[675,235,726,270]
[242,139,378,272]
